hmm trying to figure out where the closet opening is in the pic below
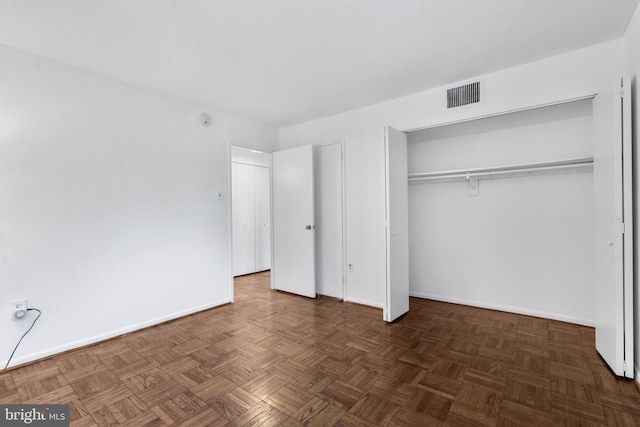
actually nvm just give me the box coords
[405,98,595,325]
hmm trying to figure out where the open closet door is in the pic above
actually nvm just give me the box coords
[384,126,409,322]
[593,77,633,378]
[272,145,316,298]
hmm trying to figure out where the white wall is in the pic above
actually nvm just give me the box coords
[407,100,595,325]
[624,3,640,378]
[280,39,623,315]
[0,43,277,368]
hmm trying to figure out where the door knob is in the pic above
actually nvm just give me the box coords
[607,240,614,246]
[305,225,313,230]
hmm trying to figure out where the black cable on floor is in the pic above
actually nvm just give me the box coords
[2,308,42,373]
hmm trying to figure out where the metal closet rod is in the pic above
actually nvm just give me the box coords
[408,157,594,182]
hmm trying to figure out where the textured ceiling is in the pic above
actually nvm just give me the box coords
[0,0,637,127]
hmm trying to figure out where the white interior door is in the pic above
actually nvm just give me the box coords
[254,166,271,271]
[593,77,633,378]
[385,126,409,322]
[232,162,256,276]
[272,145,316,298]
[314,142,344,299]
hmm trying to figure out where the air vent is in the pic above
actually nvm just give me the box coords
[447,81,480,108]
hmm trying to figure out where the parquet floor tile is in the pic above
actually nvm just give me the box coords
[445,402,498,427]
[90,395,148,426]
[2,270,640,425]
[190,374,237,404]
[303,401,346,427]
[391,406,443,427]
[349,392,400,425]
[150,390,207,423]
[210,386,261,419]
[320,379,366,409]
[232,400,291,426]
[263,383,314,417]
[398,385,454,421]
[242,373,288,400]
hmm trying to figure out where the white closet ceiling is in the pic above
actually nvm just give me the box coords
[0,0,637,127]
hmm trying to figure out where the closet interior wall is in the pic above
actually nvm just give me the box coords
[231,146,271,277]
[406,99,596,325]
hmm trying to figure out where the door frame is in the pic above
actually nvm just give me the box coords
[227,140,234,302]
[621,76,633,377]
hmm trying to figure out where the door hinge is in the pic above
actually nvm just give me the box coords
[621,223,626,234]
[624,361,627,372]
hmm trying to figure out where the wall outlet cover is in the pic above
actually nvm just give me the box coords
[11,299,27,320]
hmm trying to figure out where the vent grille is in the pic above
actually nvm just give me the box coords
[447,81,480,108]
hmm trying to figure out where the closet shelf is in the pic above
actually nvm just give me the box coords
[408,157,594,183]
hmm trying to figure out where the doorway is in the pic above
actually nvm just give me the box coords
[231,146,271,277]
[231,142,346,300]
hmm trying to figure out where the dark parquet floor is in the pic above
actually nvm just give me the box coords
[1,271,640,426]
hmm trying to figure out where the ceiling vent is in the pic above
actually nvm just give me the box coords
[447,81,481,108]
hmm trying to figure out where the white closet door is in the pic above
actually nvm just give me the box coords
[232,163,256,276]
[385,126,409,322]
[593,77,633,378]
[314,143,344,299]
[254,166,271,272]
[272,145,316,298]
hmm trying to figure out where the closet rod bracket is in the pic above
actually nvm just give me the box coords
[468,176,479,196]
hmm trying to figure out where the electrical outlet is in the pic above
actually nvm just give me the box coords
[11,299,27,320]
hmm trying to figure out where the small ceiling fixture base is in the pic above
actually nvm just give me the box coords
[199,112,212,126]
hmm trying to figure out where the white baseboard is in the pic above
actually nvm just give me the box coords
[3,298,232,369]
[409,291,594,327]
[344,296,384,310]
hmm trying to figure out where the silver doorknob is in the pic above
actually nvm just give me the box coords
[607,240,614,246]
[305,225,312,230]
